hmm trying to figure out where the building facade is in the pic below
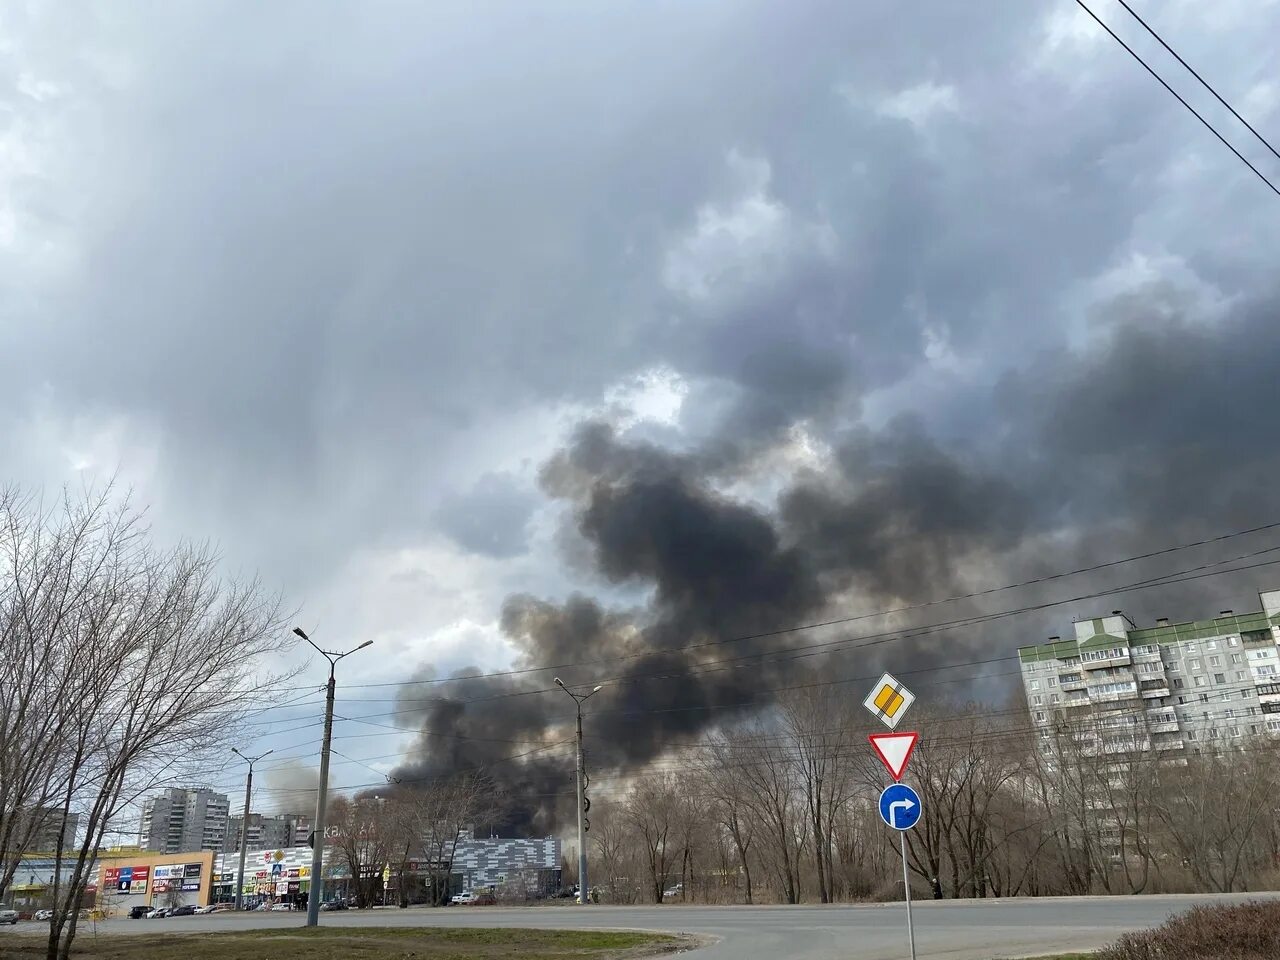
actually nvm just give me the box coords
[451,835,561,895]
[222,813,312,854]
[1019,589,1280,755]
[139,788,230,854]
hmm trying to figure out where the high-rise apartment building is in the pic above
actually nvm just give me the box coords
[223,813,313,853]
[139,788,230,853]
[1019,589,1280,756]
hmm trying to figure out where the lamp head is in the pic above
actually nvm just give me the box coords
[292,626,309,641]
[554,677,565,687]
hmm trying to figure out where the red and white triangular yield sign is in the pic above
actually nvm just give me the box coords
[868,731,919,781]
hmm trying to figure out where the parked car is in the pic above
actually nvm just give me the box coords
[269,903,292,911]
[146,907,169,919]
[170,905,197,917]
[33,909,54,921]
[128,905,152,919]
[211,903,234,913]
[449,891,475,905]
[0,908,19,925]
[319,901,348,911]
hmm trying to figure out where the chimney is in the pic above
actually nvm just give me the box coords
[1156,618,1170,626]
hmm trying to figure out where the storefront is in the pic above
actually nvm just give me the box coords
[211,846,317,907]
[94,850,214,915]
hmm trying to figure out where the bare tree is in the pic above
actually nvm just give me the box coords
[622,774,680,903]
[0,487,291,960]
[780,684,860,903]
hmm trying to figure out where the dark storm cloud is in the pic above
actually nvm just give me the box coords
[394,288,1280,831]
[7,1,1280,824]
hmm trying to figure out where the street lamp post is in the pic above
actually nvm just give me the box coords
[230,747,274,911]
[554,678,602,905]
[294,626,373,927]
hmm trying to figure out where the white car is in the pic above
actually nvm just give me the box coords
[33,909,54,921]
[269,903,293,911]
[450,892,475,905]
[0,908,18,925]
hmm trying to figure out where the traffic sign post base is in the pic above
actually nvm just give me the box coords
[900,831,917,960]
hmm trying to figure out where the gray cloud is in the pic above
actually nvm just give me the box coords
[5,2,1280,819]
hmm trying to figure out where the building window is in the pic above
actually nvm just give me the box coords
[1206,639,1218,650]
[1030,679,1040,690]
[1230,727,1241,738]
[1050,693,1060,703]
[1229,635,1241,647]
[1231,653,1243,664]
[1186,641,1198,652]
[1258,665,1278,677]
[1035,711,1046,721]
[1199,694,1209,703]
[1214,673,1226,684]
[1194,676,1207,688]
[1033,695,1042,705]
[1168,661,1181,672]
[1186,729,1196,741]
[1237,671,1249,681]
[1048,677,1058,687]
[1173,678,1185,689]
[1189,658,1202,670]
[1209,655,1221,667]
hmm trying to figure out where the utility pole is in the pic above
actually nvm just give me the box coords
[231,747,273,910]
[554,678,602,905]
[294,626,373,927]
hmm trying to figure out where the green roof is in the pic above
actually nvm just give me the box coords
[1020,606,1271,662]
[1128,609,1268,644]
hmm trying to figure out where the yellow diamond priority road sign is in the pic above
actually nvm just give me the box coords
[863,673,915,729]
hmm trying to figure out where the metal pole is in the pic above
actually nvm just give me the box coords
[306,664,336,927]
[575,703,588,906]
[900,831,917,960]
[235,768,252,911]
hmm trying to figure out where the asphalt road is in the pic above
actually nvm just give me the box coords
[3,894,1272,959]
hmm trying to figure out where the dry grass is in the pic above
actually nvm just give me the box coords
[0,927,684,960]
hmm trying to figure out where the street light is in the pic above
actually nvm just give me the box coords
[230,747,274,911]
[294,626,373,927]
[554,678,603,905]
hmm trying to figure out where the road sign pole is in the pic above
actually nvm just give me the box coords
[900,831,917,960]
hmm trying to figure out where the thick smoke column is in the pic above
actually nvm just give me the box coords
[392,301,1280,832]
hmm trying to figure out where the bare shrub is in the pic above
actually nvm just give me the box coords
[1097,901,1280,960]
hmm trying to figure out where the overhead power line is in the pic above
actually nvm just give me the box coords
[1114,0,1280,163]
[345,520,1280,691]
[1074,0,1280,198]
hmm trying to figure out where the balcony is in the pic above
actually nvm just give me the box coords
[1155,738,1185,752]
[1058,673,1087,691]
[1146,718,1180,734]
[1082,650,1132,670]
[1093,683,1139,703]
[1139,679,1171,699]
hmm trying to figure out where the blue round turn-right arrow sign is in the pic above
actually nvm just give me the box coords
[878,783,922,831]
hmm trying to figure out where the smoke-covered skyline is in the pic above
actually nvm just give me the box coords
[4,1,1280,821]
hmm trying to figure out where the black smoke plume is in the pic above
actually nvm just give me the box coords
[391,296,1280,832]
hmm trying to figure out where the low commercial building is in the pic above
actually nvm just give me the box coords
[451,835,561,896]
[93,849,216,914]
[212,845,316,905]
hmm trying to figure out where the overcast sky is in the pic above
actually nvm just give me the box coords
[4,0,1280,815]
